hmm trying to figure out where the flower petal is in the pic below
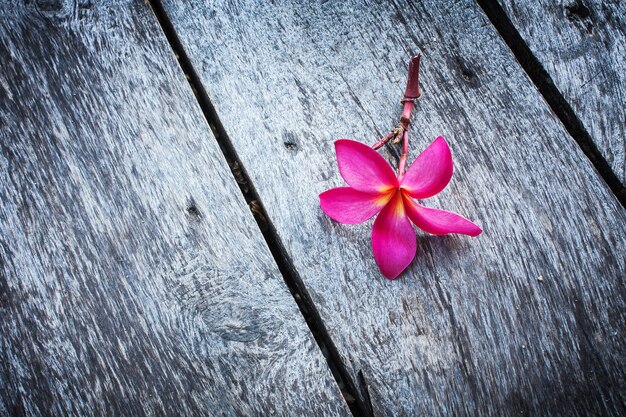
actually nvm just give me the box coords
[403,194,482,236]
[335,139,398,193]
[320,187,393,224]
[400,136,453,199]
[372,192,417,279]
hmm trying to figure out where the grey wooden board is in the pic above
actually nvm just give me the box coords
[0,2,350,416]
[163,0,626,415]
[499,0,625,185]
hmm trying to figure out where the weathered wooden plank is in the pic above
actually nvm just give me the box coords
[162,0,626,415]
[0,2,350,416]
[496,0,625,185]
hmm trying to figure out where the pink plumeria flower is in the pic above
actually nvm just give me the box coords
[319,137,482,279]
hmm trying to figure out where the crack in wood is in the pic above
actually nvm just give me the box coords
[476,0,625,208]
[357,369,375,417]
[147,1,369,415]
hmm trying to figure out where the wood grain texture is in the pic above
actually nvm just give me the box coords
[0,2,350,416]
[162,0,626,415]
[498,0,625,185]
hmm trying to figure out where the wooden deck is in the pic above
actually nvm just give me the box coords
[0,1,624,416]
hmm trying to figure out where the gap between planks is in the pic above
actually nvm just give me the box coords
[476,0,626,208]
[147,1,373,416]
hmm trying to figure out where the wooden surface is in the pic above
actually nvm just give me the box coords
[162,0,626,415]
[497,0,625,185]
[0,2,350,416]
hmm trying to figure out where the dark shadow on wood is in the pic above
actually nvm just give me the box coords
[476,0,626,208]
[147,1,371,416]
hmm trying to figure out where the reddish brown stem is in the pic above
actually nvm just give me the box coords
[401,100,414,121]
[397,102,413,180]
[397,131,409,181]
[371,54,421,177]
[372,132,395,150]
[403,54,422,101]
